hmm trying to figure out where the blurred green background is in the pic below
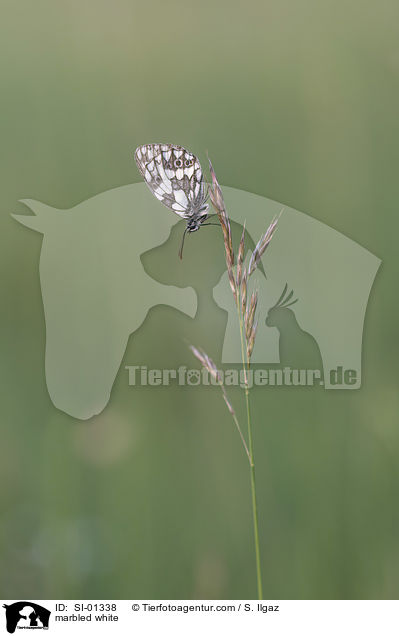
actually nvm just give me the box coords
[1,0,398,599]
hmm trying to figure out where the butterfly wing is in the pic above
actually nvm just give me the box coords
[134,143,207,218]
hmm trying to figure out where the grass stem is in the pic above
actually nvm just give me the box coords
[237,297,263,600]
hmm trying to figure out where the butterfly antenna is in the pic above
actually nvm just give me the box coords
[179,228,188,260]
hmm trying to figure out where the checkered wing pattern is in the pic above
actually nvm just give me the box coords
[134,143,208,218]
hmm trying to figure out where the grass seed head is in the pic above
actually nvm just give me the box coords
[208,157,226,215]
[236,222,246,288]
[241,268,248,315]
[247,319,258,360]
[248,213,281,277]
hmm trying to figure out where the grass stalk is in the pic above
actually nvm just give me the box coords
[237,295,263,599]
[191,156,280,599]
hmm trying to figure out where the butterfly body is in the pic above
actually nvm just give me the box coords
[134,144,209,247]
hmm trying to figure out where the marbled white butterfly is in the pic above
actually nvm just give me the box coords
[134,143,210,258]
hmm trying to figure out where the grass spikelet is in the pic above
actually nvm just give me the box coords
[236,222,246,288]
[248,212,281,277]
